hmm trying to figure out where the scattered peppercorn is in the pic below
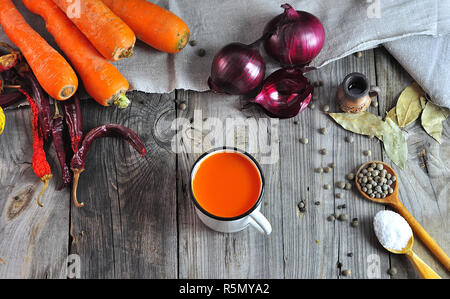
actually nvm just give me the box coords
[323,105,330,112]
[336,181,346,189]
[345,136,354,143]
[372,101,379,108]
[347,173,355,180]
[351,218,359,227]
[345,183,352,190]
[387,267,398,276]
[309,103,315,109]
[314,201,321,206]
[189,40,197,47]
[197,48,206,57]
[293,120,298,125]
[347,252,353,257]
[315,167,323,173]
[354,51,362,58]
[336,193,343,199]
[324,167,331,173]
[319,148,328,155]
[363,150,372,156]
[329,162,336,168]
[300,137,309,144]
[342,269,351,276]
[319,127,328,135]
[338,214,348,221]
[327,215,335,221]
[324,184,331,190]
[179,102,187,110]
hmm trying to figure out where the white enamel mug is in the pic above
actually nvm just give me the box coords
[189,147,272,235]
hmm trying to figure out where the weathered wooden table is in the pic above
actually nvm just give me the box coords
[0,48,448,279]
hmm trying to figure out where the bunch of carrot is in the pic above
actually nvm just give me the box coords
[0,0,190,108]
[0,0,189,206]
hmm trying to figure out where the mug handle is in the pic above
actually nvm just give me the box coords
[249,210,272,235]
[369,85,381,99]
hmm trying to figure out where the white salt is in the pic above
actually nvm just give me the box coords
[373,210,412,251]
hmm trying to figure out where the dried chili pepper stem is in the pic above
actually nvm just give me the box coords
[71,169,85,207]
[18,88,52,207]
[70,124,147,208]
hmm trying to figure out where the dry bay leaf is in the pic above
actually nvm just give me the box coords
[383,118,408,170]
[329,112,386,139]
[385,107,398,125]
[421,101,450,144]
[396,82,425,128]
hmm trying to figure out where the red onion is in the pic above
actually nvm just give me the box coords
[208,41,265,95]
[249,67,313,119]
[263,4,325,66]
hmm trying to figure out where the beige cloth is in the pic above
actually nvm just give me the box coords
[1,0,449,108]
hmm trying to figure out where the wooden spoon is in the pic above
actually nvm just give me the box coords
[376,233,441,279]
[356,161,450,272]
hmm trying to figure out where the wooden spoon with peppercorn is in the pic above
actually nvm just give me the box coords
[356,161,450,272]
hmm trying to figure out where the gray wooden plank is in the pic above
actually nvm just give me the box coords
[375,47,450,279]
[176,90,284,279]
[279,49,390,278]
[0,107,70,278]
[69,91,178,278]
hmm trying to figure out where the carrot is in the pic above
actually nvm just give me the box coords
[102,0,190,53]
[52,0,136,61]
[0,0,78,101]
[23,0,130,108]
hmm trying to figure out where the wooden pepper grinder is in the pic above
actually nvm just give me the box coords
[337,72,381,113]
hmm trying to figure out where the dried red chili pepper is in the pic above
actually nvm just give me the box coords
[0,43,21,73]
[70,124,147,207]
[19,88,52,207]
[62,93,83,153]
[22,71,52,142]
[52,101,72,190]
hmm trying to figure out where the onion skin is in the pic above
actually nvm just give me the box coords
[208,42,265,95]
[250,67,313,119]
[264,4,325,67]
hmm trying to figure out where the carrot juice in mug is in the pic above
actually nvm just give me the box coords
[191,151,262,218]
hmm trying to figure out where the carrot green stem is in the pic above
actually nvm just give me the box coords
[113,93,130,109]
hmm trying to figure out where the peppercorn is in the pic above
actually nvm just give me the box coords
[347,173,355,180]
[342,269,351,276]
[315,167,323,174]
[324,167,331,173]
[319,127,328,135]
[197,48,206,57]
[323,105,330,112]
[363,150,372,156]
[327,215,335,222]
[319,148,328,155]
[338,214,348,221]
[387,267,398,276]
[324,184,331,190]
[345,136,354,143]
[189,40,197,47]
[300,137,309,144]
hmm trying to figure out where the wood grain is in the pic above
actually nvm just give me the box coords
[0,50,447,279]
[176,90,285,279]
[374,47,450,279]
[68,91,178,278]
[0,107,70,279]
[279,50,390,279]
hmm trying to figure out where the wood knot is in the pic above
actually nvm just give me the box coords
[7,185,35,220]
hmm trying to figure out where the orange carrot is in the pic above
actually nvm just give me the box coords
[23,0,130,108]
[0,0,78,101]
[52,0,136,61]
[102,0,190,53]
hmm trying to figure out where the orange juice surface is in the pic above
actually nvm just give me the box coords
[192,152,262,218]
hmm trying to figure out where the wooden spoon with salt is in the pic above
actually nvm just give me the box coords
[356,161,450,272]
